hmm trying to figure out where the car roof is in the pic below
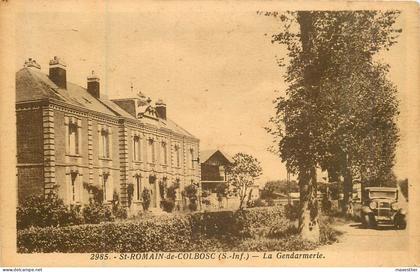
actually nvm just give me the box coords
[365,187,397,192]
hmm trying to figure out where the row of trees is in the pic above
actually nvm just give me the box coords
[263,11,401,242]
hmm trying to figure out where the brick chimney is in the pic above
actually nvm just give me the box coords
[155,99,166,120]
[87,70,100,98]
[49,56,67,89]
[24,58,41,69]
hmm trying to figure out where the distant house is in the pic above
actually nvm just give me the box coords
[200,150,233,192]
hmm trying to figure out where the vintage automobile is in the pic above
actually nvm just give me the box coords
[361,187,407,229]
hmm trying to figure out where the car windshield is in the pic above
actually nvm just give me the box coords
[369,191,396,199]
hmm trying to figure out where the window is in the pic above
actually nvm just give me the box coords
[190,148,194,169]
[175,145,180,167]
[68,123,79,155]
[102,174,112,202]
[161,142,167,165]
[135,176,141,201]
[100,130,110,158]
[70,172,80,203]
[133,136,140,161]
[147,139,155,163]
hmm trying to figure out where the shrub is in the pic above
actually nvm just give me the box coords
[18,215,194,253]
[166,184,178,201]
[201,189,212,206]
[16,192,83,230]
[82,202,114,224]
[234,206,285,238]
[17,206,335,253]
[319,216,342,245]
[284,203,300,221]
[111,191,127,220]
[83,183,103,204]
[246,198,267,208]
[126,183,134,207]
[267,224,298,239]
[161,199,175,213]
[190,210,236,237]
[142,188,151,211]
[183,184,198,211]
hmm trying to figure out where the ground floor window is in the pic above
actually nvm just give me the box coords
[70,172,81,203]
[102,174,113,202]
[136,175,141,201]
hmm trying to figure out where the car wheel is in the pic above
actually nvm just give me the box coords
[395,216,407,230]
[363,214,372,229]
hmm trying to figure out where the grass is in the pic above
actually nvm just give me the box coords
[188,216,342,251]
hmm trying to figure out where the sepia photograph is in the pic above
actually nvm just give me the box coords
[0,0,419,268]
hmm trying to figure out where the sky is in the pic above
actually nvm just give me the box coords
[15,5,409,184]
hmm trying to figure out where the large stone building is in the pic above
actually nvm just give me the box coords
[16,57,200,212]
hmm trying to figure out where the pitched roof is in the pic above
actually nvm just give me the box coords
[16,67,116,116]
[16,67,197,139]
[200,149,234,164]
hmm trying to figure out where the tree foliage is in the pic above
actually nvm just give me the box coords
[263,10,401,239]
[261,180,299,199]
[226,153,263,209]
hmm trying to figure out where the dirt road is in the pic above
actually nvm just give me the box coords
[322,221,409,251]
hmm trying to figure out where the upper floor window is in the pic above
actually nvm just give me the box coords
[133,136,140,161]
[100,130,110,158]
[147,139,155,163]
[68,123,79,155]
[175,145,180,167]
[161,142,168,165]
[189,148,195,169]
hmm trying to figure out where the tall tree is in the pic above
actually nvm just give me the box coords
[264,10,401,237]
[265,11,324,242]
[226,153,263,210]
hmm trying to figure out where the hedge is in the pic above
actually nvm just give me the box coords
[17,206,287,253]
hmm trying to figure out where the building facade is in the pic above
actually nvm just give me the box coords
[200,150,233,192]
[16,57,200,213]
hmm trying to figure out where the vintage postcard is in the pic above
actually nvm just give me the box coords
[0,0,419,268]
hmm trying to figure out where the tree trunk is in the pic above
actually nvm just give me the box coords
[298,166,320,243]
[342,166,353,217]
[238,185,246,210]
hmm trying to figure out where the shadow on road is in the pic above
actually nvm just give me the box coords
[349,222,399,231]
